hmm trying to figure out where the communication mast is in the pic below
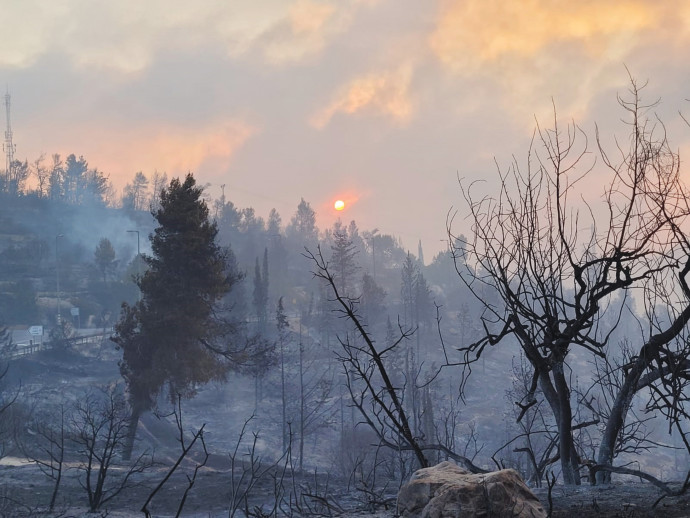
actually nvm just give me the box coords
[3,90,15,189]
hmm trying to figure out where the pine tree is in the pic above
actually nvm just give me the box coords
[253,258,263,329]
[360,272,386,325]
[93,238,116,284]
[114,173,238,459]
[267,209,287,296]
[286,198,319,286]
[252,249,270,334]
[288,198,318,243]
[262,248,269,314]
[414,271,432,330]
[330,224,359,297]
[401,253,415,327]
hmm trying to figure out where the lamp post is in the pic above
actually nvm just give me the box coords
[127,230,141,300]
[56,234,64,324]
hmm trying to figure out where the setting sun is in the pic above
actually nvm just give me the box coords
[334,200,345,211]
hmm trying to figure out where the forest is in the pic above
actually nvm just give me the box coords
[0,83,690,516]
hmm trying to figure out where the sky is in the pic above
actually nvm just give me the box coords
[2,0,690,259]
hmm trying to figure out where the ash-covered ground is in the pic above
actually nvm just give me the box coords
[1,458,690,517]
[1,342,688,517]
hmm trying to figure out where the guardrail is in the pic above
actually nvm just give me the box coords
[11,342,48,357]
[8,330,113,359]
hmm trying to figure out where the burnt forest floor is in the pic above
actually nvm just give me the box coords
[1,458,690,518]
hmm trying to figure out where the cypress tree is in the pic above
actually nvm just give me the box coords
[114,173,238,458]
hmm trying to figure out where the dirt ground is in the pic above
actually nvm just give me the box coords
[1,456,690,517]
[532,482,690,517]
[3,345,689,517]
[0,456,394,517]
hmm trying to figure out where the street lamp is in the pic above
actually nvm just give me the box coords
[56,234,64,324]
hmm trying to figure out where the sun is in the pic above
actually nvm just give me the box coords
[334,200,345,211]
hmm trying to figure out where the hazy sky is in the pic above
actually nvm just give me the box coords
[2,1,690,258]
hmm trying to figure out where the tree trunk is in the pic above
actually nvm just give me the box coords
[596,357,646,484]
[254,375,259,414]
[280,341,287,451]
[552,362,579,485]
[49,411,66,511]
[122,406,142,461]
[299,332,305,473]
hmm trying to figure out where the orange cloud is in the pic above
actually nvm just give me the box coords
[146,123,255,174]
[311,66,413,128]
[430,0,658,71]
[290,0,336,35]
[426,1,690,125]
[56,120,257,190]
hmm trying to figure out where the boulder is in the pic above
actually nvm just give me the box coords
[397,461,546,518]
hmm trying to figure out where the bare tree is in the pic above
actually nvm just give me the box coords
[306,246,485,473]
[450,77,690,485]
[291,323,337,472]
[71,386,151,511]
[0,327,19,460]
[307,245,427,468]
[23,405,68,511]
[141,396,208,518]
[277,297,290,451]
[228,415,282,518]
[149,170,168,211]
[572,338,675,480]
[32,153,49,198]
[493,355,560,487]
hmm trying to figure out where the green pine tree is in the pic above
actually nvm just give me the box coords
[114,173,239,459]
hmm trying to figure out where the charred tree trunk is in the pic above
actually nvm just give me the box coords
[552,362,579,485]
[299,332,305,473]
[280,340,287,451]
[122,405,142,462]
[307,247,429,468]
[534,354,580,486]
[596,357,645,484]
[597,303,690,484]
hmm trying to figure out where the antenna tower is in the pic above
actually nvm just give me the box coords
[4,90,15,189]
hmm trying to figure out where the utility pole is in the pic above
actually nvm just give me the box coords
[56,234,64,325]
[3,90,15,192]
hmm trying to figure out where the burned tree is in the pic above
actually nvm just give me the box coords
[71,387,151,512]
[306,246,485,472]
[451,78,690,485]
[308,246,426,467]
[24,405,68,510]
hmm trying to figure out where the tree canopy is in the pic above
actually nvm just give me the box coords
[114,173,239,422]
